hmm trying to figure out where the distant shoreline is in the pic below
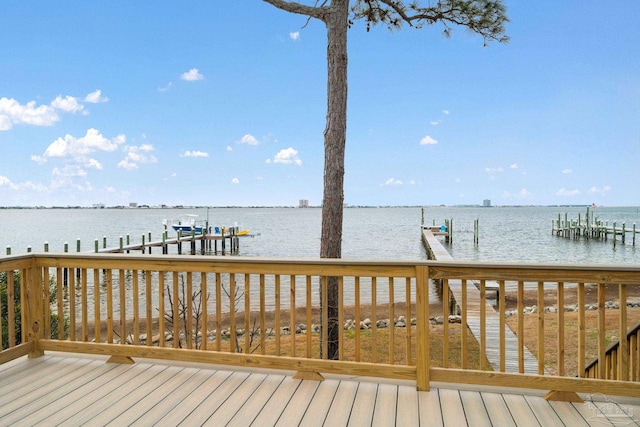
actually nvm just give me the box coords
[0,204,625,210]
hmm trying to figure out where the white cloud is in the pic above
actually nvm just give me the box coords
[442,110,450,115]
[272,147,302,165]
[231,177,240,184]
[588,185,611,195]
[0,97,59,130]
[420,135,438,145]
[562,168,573,174]
[84,89,109,103]
[485,167,504,174]
[51,95,85,114]
[31,155,47,165]
[430,120,440,126]
[181,150,209,158]
[382,178,403,186]
[556,188,581,197]
[239,134,260,145]
[44,128,125,158]
[158,82,173,92]
[118,144,157,170]
[226,146,233,152]
[181,68,204,81]
[0,175,16,189]
[85,158,103,170]
[0,175,48,192]
[510,163,518,169]
[290,32,300,41]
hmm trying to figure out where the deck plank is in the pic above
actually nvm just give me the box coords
[275,379,321,427]
[0,358,99,419]
[298,378,341,427]
[524,394,565,426]
[459,390,492,427]
[480,392,516,427]
[547,401,590,427]
[227,374,286,427]
[371,383,398,427]
[62,364,170,427]
[201,373,269,426]
[148,369,235,426]
[105,367,198,426]
[438,388,467,426]
[348,381,379,426]
[175,370,250,425]
[323,380,359,426]
[418,389,444,427]
[502,393,541,427]
[396,385,420,427]
[12,363,138,426]
[249,376,302,426]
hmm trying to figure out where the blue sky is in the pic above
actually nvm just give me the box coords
[0,1,638,207]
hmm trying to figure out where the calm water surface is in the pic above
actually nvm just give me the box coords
[1,206,639,265]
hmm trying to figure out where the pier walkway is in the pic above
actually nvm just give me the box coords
[422,228,542,374]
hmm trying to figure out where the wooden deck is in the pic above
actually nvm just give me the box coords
[1,353,639,426]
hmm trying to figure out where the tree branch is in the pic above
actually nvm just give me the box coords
[262,0,329,21]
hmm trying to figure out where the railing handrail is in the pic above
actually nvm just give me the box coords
[4,251,640,272]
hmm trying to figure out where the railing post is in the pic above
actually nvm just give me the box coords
[416,265,430,391]
[25,261,45,358]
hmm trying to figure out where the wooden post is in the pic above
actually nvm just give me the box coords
[103,236,107,249]
[634,223,636,246]
[416,265,430,391]
[141,234,146,254]
[27,247,31,253]
[622,223,626,244]
[5,247,10,255]
[44,242,49,252]
[94,239,99,253]
[26,264,44,358]
[119,236,124,253]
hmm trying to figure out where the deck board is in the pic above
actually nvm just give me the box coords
[150,369,235,426]
[274,378,320,427]
[371,383,397,427]
[323,380,358,426]
[298,378,340,427]
[2,354,638,426]
[480,392,517,427]
[418,385,444,427]
[348,381,379,426]
[460,390,492,427]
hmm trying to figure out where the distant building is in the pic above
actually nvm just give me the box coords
[92,203,105,209]
[129,202,138,208]
[299,199,309,208]
[483,199,491,207]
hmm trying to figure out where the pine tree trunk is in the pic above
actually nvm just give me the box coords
[320,0,348,360]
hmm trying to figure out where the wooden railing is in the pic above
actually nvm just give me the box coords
[584,321,640,381]
[0,253,639,398]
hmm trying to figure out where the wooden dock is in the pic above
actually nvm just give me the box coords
[422,228,542,374]
[553,209,638,246]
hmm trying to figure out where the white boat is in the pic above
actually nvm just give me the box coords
[168,214,204,233]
